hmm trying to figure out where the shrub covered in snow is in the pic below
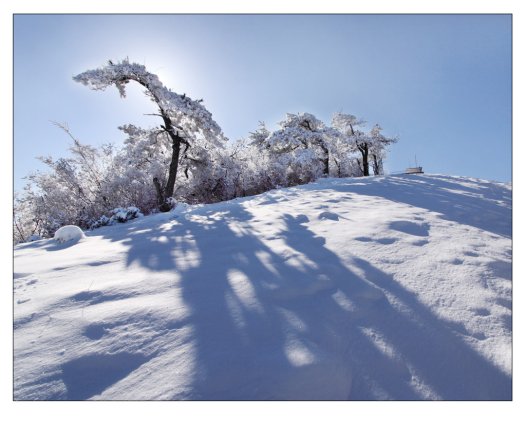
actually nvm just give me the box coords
[90,206,143,230]
[90,215,111,230]
[111,206,143,223]
[54,225,85,243]
[12,59,399,242]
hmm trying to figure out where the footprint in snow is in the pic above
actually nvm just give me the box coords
[83,323,108,340]
[472,332,487,341]
[85,260,114,267]
[17,298,31,304]
[355,236,373,242]
[14,275,39,290]
[318,211,339,221]
[464,251,479,257]
[68,289,138,307]
[355,236,397,245]
[389,220,430,237]
[376,238,397,245]
[473,308,490,317]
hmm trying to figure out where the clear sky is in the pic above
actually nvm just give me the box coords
[13,14,511,191]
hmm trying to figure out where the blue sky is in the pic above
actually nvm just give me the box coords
[13,14,511,190]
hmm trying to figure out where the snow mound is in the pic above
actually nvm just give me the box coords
[53,225,85,243]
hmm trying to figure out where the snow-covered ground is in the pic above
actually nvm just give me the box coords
[13,174,512,400]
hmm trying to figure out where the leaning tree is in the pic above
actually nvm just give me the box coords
[74,58,225,211]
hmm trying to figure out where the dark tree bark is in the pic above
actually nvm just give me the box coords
[163,130,183,200]
[355,158,363,176]
[333,158,341,178]
[357,142,369,176]
[153,177,165,205]
[319,143,330,176]
[372,153,382,176]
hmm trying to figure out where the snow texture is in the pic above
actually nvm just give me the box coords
[14,174,511,400]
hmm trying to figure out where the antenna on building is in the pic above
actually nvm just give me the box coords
[405,155,424,175]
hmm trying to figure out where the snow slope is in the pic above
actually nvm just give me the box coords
[13,174,512,400]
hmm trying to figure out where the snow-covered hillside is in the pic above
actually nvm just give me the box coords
[13,174,512,400]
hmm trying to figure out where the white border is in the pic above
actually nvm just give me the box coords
[2,1,523,420]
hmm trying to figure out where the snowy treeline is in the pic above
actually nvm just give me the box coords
[14,59,396,243]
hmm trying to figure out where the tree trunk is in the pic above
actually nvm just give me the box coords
[355,158,363,176]
[372,153,383,176]
[153,177,164,205]
[320,143,330,176]
[155,114,184,212]
[163,134,182,200]
[357,142,369,176]
[132,78,185,213]
[363,147,369,176]
[333,158,341,178]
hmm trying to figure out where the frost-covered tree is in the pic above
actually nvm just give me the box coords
[331,114,397,176]
[368,124,397,176]
[74,58,225,211]
[13,190,42,244]
[179,138,240,204]
[254,113,334,184]
[15,124,115,238]
[232,128,283,194]
[13,77,400,243]
[325,128,363,178]
[243,122,289,189]
[331,113,371,176]
[104,124,167,212]
[13,123,161,243]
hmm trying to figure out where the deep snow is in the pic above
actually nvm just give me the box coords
[13,174,512,400]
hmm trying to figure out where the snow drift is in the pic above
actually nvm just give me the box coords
[13,174,512,400]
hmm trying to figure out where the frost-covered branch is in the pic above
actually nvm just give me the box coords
[74,58,226,211]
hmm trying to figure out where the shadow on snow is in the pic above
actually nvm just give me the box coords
[94,192,511,400]
[322,174,511,238]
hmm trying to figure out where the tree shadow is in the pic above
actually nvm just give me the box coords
[348,257,511,400]
[323,174,511,238]
[93,213,186,272]
[280,214,511,400]
[15,173,512,400]
[111,199,511,400]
